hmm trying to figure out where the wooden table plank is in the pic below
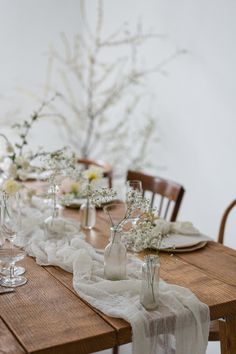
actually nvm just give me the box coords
[0,257,116,354]
[0,318,26,354]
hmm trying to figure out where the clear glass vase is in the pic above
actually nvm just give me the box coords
[104,226,127,280]
[80,198,96,229]
[140,255,160,310]
[44,183,63,238]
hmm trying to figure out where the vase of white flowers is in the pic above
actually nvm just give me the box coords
[80,198,96,229]
[104,226,127,280]
[140,255,160,311]
[80,166,110,230]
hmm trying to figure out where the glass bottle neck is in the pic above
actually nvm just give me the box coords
[110,227,122,243]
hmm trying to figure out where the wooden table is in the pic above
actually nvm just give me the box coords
[1,208,236,354]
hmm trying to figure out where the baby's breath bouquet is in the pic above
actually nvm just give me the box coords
[121,210,169,253]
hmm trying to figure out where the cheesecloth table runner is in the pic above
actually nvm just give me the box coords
[15,197,210,354]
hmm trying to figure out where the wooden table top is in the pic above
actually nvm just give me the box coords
[1,206,236,354]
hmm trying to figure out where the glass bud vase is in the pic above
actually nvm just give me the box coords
[140,255,160,311]
[44,183,63,238]
[80,198,96,229]
[104,226,127,280]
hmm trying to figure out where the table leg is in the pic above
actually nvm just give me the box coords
[219,319,227,354]
[112,346,119,354]
[220,315,236,354]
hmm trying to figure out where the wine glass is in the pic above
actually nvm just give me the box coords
[0,190,25,277]
[0,192,27,287]
[126,180,143,196]
[126,180,143,224]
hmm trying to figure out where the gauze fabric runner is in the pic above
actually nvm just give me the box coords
[16,197,210,354]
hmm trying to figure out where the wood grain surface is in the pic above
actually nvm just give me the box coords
[1,199,236,353]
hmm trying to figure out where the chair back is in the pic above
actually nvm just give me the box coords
[78,159,113,188]
[127,170,185,221]
[218,199,236,244]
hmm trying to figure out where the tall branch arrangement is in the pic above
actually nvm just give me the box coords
[43,0,185,174]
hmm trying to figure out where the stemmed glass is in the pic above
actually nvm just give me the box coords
[0,190,26,277]
[126,180,143,224]
[126,180,143,196]
[0,192,27,287]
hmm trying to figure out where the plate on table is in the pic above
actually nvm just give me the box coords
[160,241,208,253]
[159,233,212,253]
[61,198,114,209]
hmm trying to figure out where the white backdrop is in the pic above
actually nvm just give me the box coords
[1,2,236,352]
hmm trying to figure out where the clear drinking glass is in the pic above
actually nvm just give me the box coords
[104,226,127,280]
[140,255,160,310]
[126,180,143,224]
[0,192,27,287]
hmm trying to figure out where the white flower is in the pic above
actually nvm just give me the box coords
[2,178,21,195]
[60,177,81,196]
[82,166,103,182]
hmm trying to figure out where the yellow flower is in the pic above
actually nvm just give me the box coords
[71,182,80,194]
[2,178,21,195]
[83,166,103,182]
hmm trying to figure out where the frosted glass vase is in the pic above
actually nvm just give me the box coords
[104,226,127,280]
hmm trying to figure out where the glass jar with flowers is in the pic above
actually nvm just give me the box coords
[140,255,160,310]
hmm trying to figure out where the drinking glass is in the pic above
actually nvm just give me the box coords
[0,192,27,287]
[126,180,143,197]
[0,191,26,277]
[126,180,143,224]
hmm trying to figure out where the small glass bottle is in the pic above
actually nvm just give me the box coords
[140,255,160,310]
[104,226,127,280]
[80,198,96,229]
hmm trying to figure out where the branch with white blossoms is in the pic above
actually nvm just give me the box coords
[0,96,57,180]
[36,0,185,175]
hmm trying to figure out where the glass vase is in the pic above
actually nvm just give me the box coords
[140,255,160,310]
[80,198,96,229]
[44,183,63,238]
[104,226,127,280]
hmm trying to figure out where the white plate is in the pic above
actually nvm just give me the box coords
[61,198,114,209]
[160,233,212,249]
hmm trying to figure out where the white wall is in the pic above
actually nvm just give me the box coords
[0,2,235,352]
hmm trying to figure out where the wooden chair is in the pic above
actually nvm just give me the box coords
[126,170,185,221]
[209,199,236,353]
[77,158,113,188]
